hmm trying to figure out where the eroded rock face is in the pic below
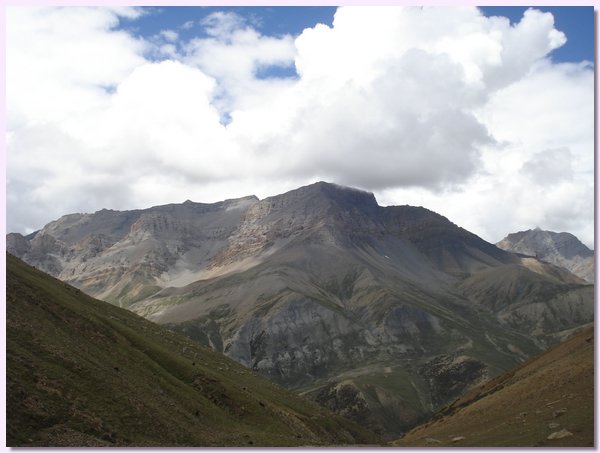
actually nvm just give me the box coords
[6,233,31,257]
[7,182,594,437]
[497,228,594,283]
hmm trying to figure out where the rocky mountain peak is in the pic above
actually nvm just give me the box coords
[295,181,378,207]
[246,182,380,231]
[498,229,593,259]
[497,229,594,283]
[261,182,377,212]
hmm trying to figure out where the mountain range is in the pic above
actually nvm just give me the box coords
[8,253,592,447]
[7,181,594,436]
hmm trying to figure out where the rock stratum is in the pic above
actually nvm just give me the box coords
[8,182,594,437]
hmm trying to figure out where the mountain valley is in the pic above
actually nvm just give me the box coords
[6,254,379,446]
[7,181,594,437]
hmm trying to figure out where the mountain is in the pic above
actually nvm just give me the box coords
[392,325,594,447]
[496,228,594,283]
[6,253,379,447]
[7,182,594,437]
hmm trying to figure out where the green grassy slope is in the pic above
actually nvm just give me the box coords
[392,325,594,447]
[6,254,380,447]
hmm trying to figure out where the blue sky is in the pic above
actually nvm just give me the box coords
[127,6,337,40]
[121,6,339,79]
[6,5,595,247]
[123,6,594,67]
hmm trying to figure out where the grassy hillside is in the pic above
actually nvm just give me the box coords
[6,254,379,447]
[392,325,594,447]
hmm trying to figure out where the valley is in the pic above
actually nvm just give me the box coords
[6,254,379,447]
[7,181,594,438]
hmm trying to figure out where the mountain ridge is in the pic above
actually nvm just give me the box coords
[6,181,594,437]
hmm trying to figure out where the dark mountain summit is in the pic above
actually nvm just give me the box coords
[7,182,594,437]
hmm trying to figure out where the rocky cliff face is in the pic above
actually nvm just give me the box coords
[7,182,594,437]
[496,228,594,283]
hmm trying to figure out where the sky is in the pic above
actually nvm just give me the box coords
[4,5,595,248]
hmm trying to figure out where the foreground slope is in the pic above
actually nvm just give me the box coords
[393,325,594,447]
[6,254,378,447]
[7,182,594,436]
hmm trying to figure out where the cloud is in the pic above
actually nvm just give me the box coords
[6,7,146,128]
[520,148,574,185]
[230,47,493,191]
[201,11,246,38]
[182,12,296,116]
[5,6,594,250]
[227,6,570,192]
[159,29,178,42]
[378,58,593,247]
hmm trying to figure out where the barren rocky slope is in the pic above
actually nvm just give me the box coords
[497,228,594,283]
[8,182,594,437]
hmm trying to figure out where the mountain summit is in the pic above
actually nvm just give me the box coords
[6,182,594,437]
[496,228,594,283]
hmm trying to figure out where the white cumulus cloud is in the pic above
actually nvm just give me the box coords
[5,6,594,249]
